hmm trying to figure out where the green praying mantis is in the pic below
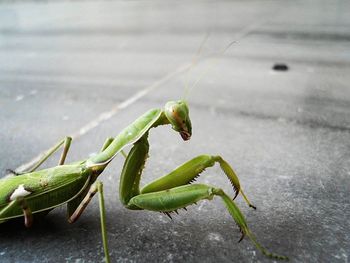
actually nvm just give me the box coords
[0,36,288,261]
[0,100,288,262]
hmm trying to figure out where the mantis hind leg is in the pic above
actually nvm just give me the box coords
[10,137,72,175]
[141,155,256,209]
[30,136,72,171]
[128,184,287,260]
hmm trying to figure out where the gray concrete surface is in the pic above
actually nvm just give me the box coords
[0,0,349,262]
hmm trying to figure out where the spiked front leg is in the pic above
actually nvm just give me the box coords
[119,134,149,208]
[141,155,256,209]
[128,184,287,260]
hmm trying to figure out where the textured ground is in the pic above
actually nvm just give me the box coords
[0,0,349,262]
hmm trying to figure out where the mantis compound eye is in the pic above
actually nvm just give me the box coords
[164,100,192,141]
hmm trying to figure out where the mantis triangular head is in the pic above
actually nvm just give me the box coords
[164,100,192,141]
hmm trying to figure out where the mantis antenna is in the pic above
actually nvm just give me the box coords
[186,38,238,98]
[183,33,210,100]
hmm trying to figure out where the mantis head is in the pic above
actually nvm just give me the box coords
[164,100,192,141]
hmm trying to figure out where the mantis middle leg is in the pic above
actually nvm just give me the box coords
[67,181,110,263]
[99,137,114,152]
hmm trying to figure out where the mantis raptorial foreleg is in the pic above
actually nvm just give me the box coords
[119,134,149,208]
[116,133,289,260]
[118,133,255,209]
[128,184,286,260]
[141,155,256,209]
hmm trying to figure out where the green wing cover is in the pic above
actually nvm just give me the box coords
[0,165,90,219]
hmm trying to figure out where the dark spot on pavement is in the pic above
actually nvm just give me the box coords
[273,63,289,71]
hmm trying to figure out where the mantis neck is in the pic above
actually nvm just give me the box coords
[86,109,169,170]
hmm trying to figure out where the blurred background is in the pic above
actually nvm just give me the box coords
[0,0,349,262]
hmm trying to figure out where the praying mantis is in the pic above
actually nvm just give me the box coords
[0,34,289,261]
[0,100,288,262]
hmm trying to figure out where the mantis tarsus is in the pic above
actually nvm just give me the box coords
[0,100,288,262]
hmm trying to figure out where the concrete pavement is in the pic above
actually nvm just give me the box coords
[0,0,349,262]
